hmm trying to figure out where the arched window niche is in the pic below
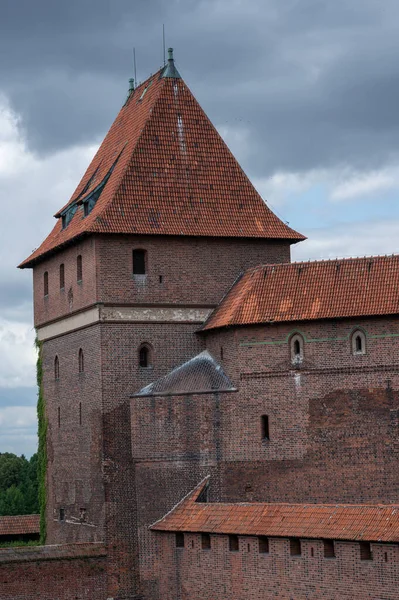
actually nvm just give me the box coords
[351,329,366,355]
[138,343,153,368]
[290,333,304,365]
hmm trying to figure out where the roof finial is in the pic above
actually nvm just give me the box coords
[129,78,135,92]
[162,47,181,79]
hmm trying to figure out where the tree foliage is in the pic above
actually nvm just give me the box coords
[0,453,39,516]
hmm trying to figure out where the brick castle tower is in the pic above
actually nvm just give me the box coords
[19,49,304,599]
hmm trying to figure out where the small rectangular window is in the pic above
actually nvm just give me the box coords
[323,539,335,558]
[360,541,372,561]
[258,536,269,554]
[290,538,301,556]
[175,532,184,548]
[59,508,65,522]
[133,249,146,275]
[229,535,239,552]
[261,415,269,440]
[201,533,211,550]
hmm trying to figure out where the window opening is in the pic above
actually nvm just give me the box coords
[139,344,151,368]
[176,532,184,548]
[78,348,84,373]
[61,204,77,229]
[58,407,61,429]
[352,330,366,355]
[311,547,314,557]
[77,255,82,282]
[290,538,301,556]
[291,334,304,364]
[229,535,239,552]
[323,539,335,558]
[159,275,163,284]
[258,536,269,554]
[59,508,65,522]
[54,356,60,380]
[133,249,146,275]
[44,271,49,297]
[79,508,87,522]
[261,415,269,440]
[220,346,224,360]
[201,533,211,550]
[384,552,388,562]
[79,402,82,426]
[360,541,372,561]
[59,264,65,290]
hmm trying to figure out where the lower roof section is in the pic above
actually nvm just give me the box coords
[0,514,40,536]
[202,255,399,331]
[151,478,399,543]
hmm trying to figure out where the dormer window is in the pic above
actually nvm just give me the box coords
[352,330,366,355]
[61,204,77,229]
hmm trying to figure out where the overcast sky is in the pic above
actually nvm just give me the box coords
[2,0,399,457]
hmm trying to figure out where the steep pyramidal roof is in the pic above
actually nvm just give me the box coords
[20,51,304,268]
[202,255,399,330]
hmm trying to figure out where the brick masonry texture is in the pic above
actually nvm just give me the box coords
[0,544,106,600]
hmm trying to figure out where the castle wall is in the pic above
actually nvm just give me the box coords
[155,533,399,600]
[204,316,399,504]
[0,543,106,600]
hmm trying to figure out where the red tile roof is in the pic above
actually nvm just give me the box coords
[202,255,399,331]
[20,65,304,268]
[0,514,40,536]
[151,479,399,542]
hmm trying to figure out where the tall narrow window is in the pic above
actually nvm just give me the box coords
[323,539,335,558]
[77,255,82,282]
[59,264,65,290]
[201,533,211,550]
[175,532,185,548]
[258,536,269,554]
[133,249,146,275]
[352,330,366,355]
[59,508,65,522]
[290,538,301,556]
[79,402,82,426]
[54,356,60,380]
[261,415,270,440]
[290,334,304,364]
[58,407,61,429]
[360,541,372,561]
[229,535,239,552]
[78,348,84,373]
[139,344,152,368]
[44,271,49,297]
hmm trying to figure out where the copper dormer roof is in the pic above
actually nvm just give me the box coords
[19,49,304,268]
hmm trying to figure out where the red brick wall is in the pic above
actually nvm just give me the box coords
[204,316,399,504]
[33,236,98,327]
[0,544,106,600]
[32,234,291,327]
[155,532,399,600]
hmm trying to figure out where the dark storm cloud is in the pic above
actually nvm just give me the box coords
[2,0,399,172]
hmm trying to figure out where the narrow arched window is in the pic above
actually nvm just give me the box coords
[133,249,146,275]
[54,356,60,380]
[138,343,152,368]
[352,330,366,355]
[77,255,82,282]
[59,264,65,290]
[44,271,49,297]
[290,334,304,364]
[78,348,84,373]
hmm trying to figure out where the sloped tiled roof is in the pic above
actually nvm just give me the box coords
[0,514,40,536]
[151,479,399,542]
[132,350,236,397]
[20,57,304,268]
[202,255,399,331]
